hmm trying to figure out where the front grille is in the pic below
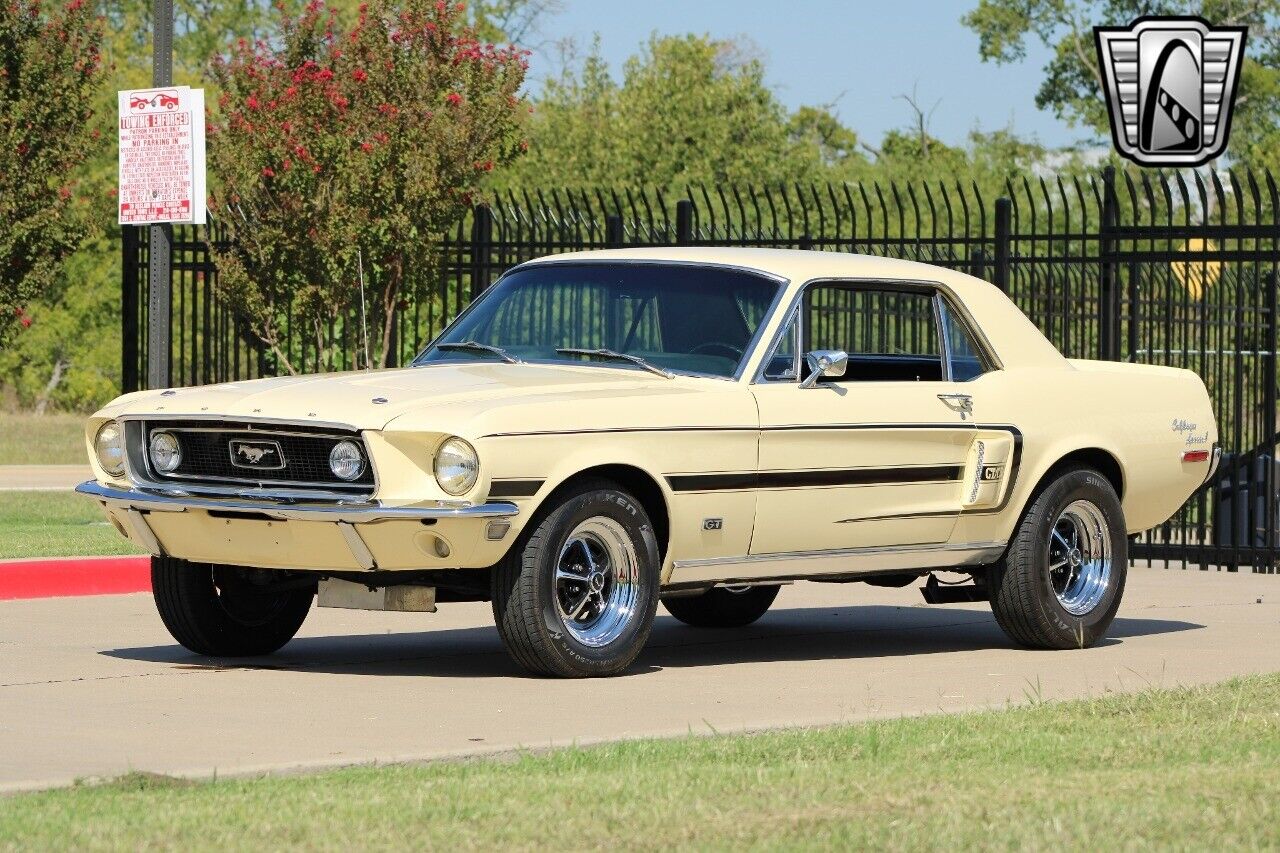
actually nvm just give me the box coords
[136,420,375,493]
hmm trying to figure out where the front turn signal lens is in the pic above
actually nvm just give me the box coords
[94,421,126,477]
[434,437,479,496]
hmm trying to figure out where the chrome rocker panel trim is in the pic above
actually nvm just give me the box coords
[667,540,1008,587]
[76,480,519,524]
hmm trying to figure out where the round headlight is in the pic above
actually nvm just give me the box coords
[148,431,182,473]
[329,440,366,481]
[434,437,479,496]
[94,421,126,477]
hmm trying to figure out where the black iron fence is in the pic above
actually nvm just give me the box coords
[122,167,1280,573]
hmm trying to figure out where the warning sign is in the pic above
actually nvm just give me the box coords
[117,86,206,225]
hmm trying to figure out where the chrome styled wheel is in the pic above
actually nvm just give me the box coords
[491,480,660,677]
[554,516,641,647]
[989,467,1127,650]
[1047,499,1113,616]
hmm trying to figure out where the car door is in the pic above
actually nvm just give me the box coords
[748,280,1009,557]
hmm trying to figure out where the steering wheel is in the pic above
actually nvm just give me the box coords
[689,342,745,361]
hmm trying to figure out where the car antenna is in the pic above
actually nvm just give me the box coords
[357,248,372,370]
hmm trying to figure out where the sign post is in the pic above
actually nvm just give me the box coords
[148,0,173,389]
[118,0,207,390]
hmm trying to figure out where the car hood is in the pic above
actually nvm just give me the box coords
[103,362,713,430]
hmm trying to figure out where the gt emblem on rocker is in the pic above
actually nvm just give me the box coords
[229,439,285,470]
[1094,17,1246,167]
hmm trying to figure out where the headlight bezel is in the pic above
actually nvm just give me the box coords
[94,420,127,477]
[434,436,480,496]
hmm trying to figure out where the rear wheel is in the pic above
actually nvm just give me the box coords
[151,557,314,656]
[662,584,780,628]
[988,467,1127,649]
[491,480,660,677]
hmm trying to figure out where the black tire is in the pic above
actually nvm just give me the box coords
[491,479,661,677]
[151,557,314,656]
[988,466,1127,650]
[662,585,780,628]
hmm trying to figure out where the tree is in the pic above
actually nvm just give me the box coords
[787,105,866,170]
[470,0,560,44]
[961,0,1280,169]
[206,0,529,372]
[0,0,105,346]
[496,34,820,188]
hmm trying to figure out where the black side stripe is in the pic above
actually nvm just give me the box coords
[488,479,544,499]
[666,465,962,493]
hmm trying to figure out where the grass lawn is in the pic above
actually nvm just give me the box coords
[0,412,86,466]
[0,675,1276,849]
[0,492,143,560]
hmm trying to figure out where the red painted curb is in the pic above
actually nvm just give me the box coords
[0,556,151,601]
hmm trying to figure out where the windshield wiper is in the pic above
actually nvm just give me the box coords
[436,340,522,364]
[555,348,674,379]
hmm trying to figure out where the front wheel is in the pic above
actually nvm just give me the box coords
[988,467,1127,649]
[491,480,660,677]
[151,557,314,656]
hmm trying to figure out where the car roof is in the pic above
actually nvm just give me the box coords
[522,248,1067,369]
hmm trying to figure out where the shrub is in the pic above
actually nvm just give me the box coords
[208,0,529,372]
[0,0,105,347]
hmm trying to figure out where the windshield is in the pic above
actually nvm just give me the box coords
[415,262,781,378]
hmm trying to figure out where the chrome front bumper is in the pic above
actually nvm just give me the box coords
[76,480,518,522]
[76,480,519,570]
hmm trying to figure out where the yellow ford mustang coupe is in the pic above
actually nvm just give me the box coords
[80,249,1218,677]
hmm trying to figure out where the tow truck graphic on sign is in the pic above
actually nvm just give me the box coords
[128,90,180,112]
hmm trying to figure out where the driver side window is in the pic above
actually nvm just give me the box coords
[805,283,943,383]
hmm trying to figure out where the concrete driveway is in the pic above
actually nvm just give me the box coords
[0,465,91,491]
[0,566,1276,793]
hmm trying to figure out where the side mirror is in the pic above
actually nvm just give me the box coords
[799,350,848,389]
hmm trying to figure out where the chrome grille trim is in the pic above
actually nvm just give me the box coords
[127,419,377,497]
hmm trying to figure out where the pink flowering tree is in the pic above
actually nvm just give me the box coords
[0,0,104,346]
[208,0,528,372]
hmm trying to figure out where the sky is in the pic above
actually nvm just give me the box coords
[528,0,1096,151]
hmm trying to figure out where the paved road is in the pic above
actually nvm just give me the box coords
[0,465,91,491]
[0,566,1275,792]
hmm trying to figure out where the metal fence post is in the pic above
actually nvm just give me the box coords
[1265,271,1278,570]
[121,226,139,393]
[675,199,694,246]
[606,215,624,248]
[993,198,1011,293]
[469,204,494,299]
[1099,165,1120,361]
[970,248,986,282]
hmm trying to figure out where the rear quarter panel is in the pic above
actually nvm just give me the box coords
[952,361,1216,545]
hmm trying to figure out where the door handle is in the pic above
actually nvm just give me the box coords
[937,393,973,420]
